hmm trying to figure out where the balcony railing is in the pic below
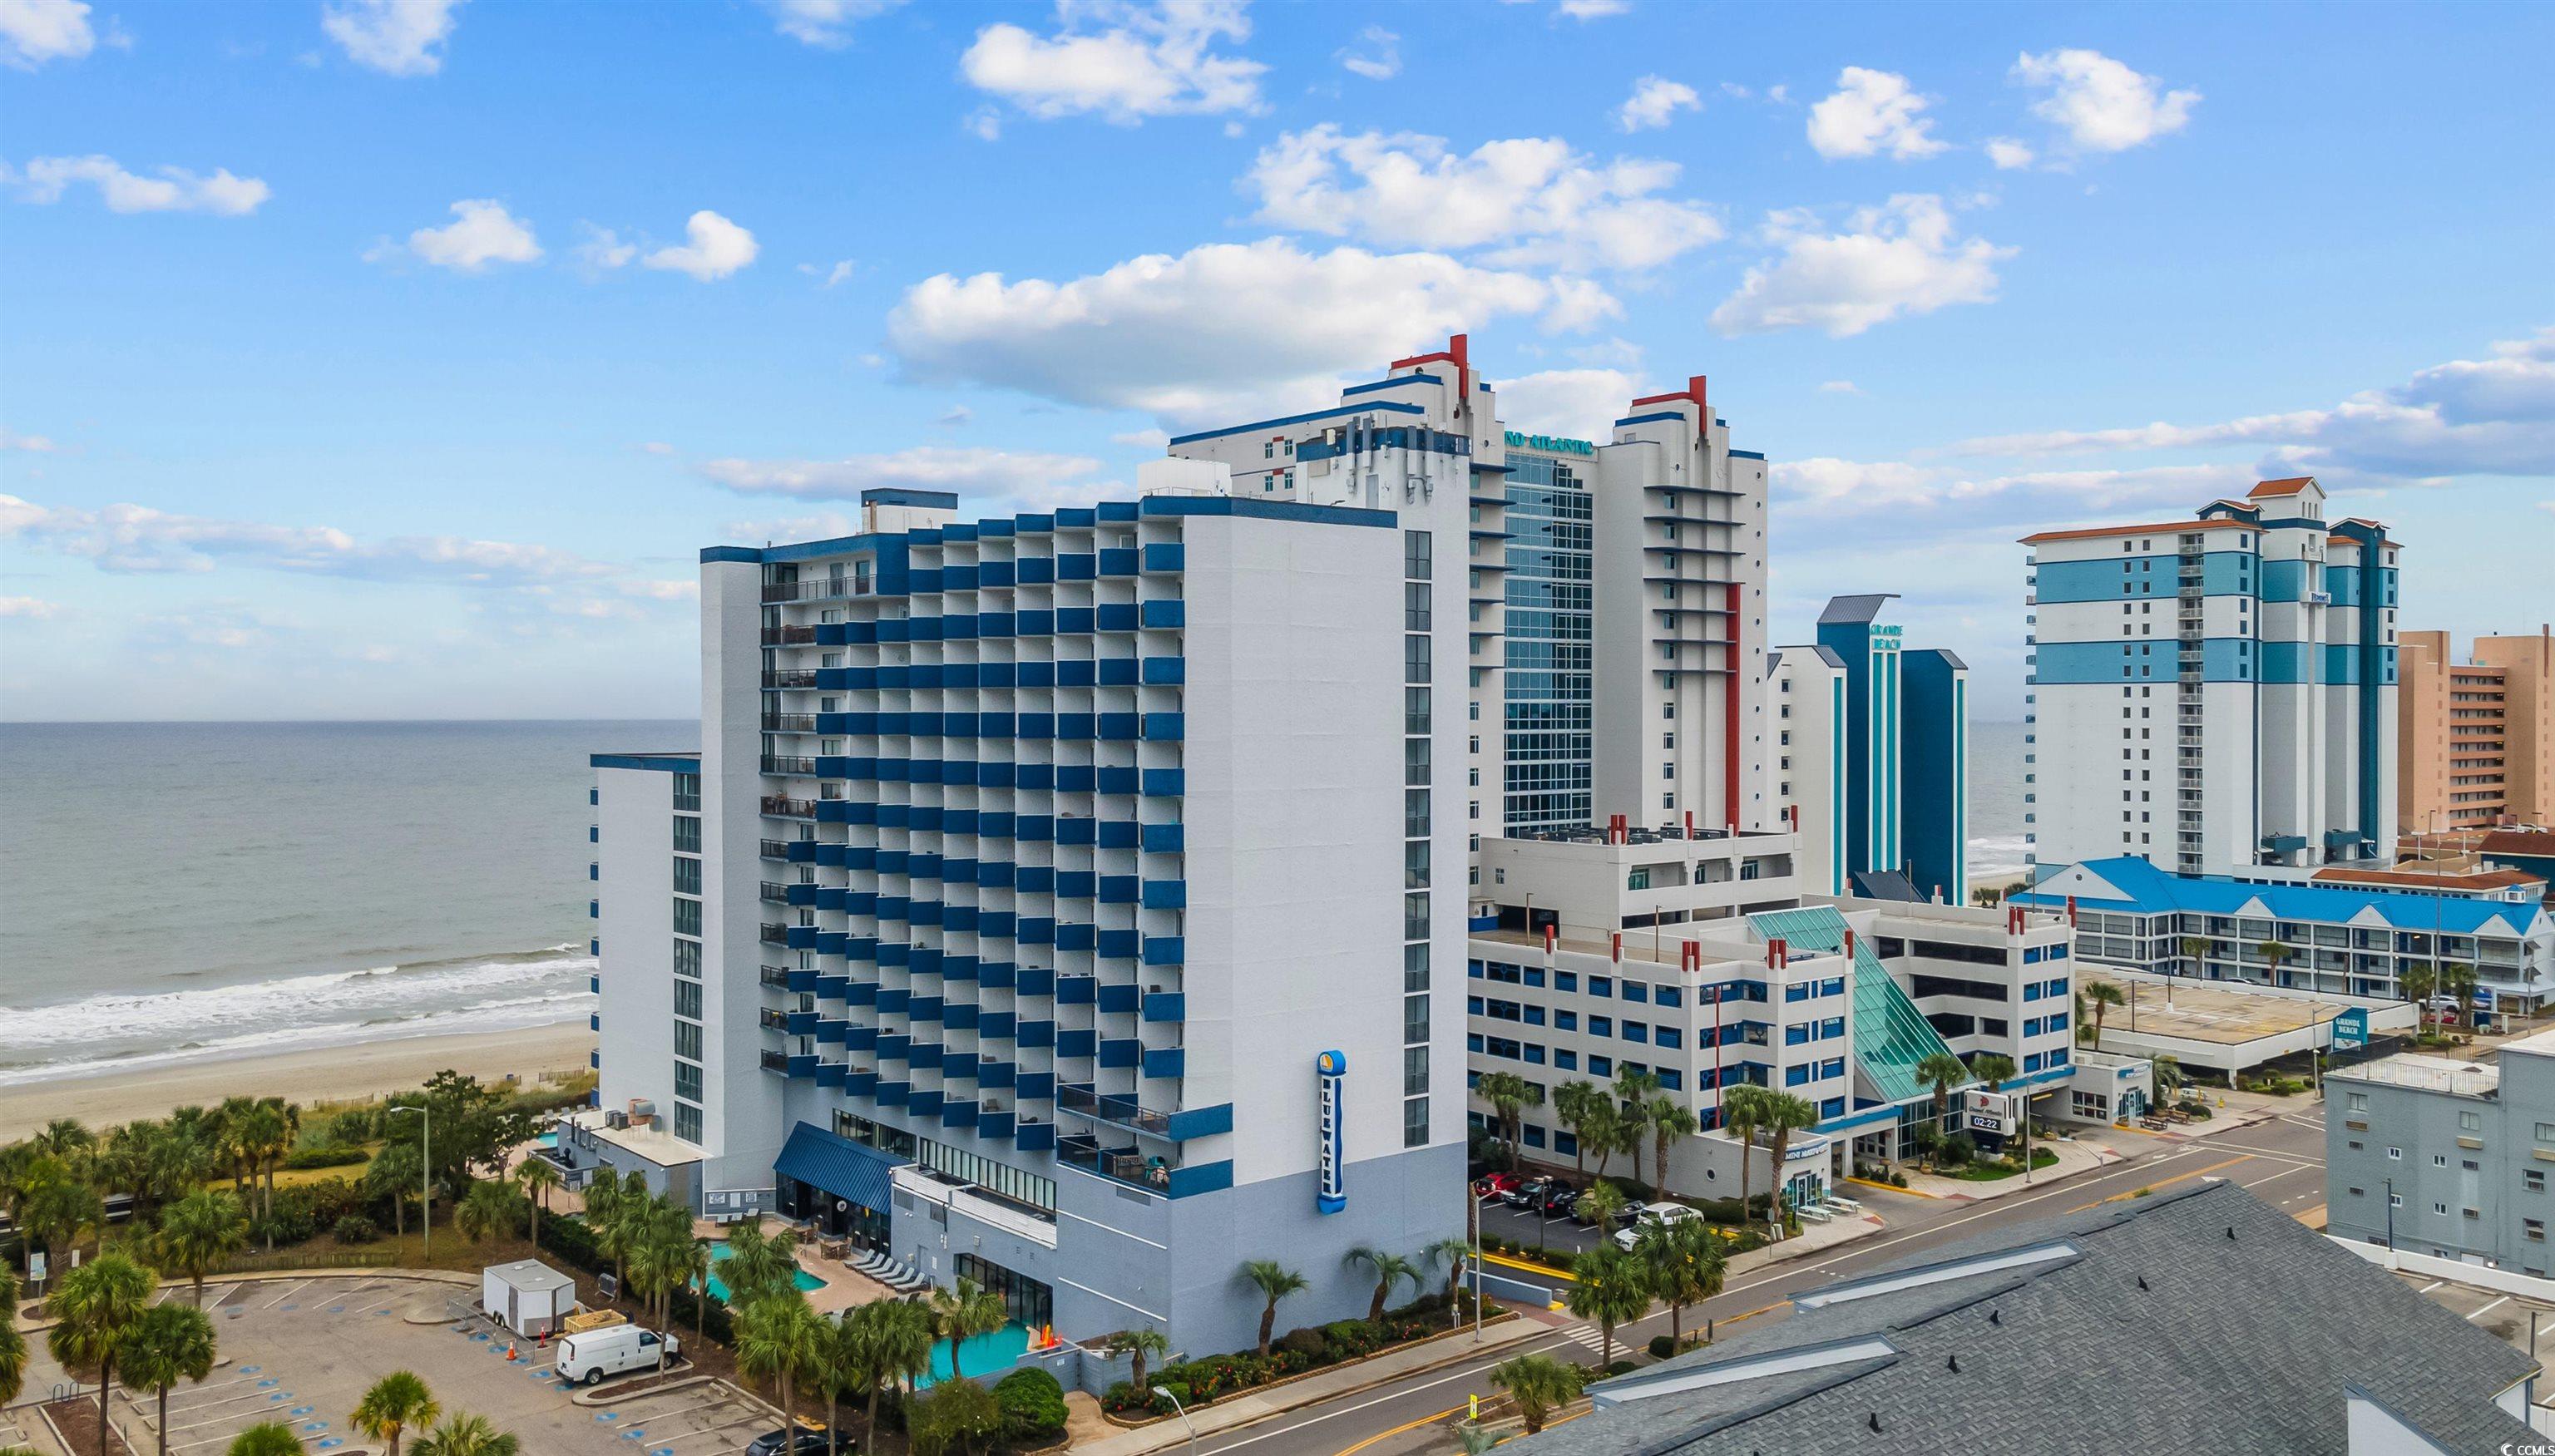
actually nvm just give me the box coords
[763,755,817,775]
[760,882,789,902]
[763,713,818,733]
[762,796,817,818]
[759,923,788,945]
[759,965,790,989]
[760,1049,790,1073]
[761,839,791,860]
[761,625,818,646]
[763,669,818,689]
[1059,1134,1173,1192]
[759,1007,789,1031]
[763,579,865,604]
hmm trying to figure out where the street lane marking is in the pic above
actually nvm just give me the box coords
[2068,1156,2248,1212]
[1330,1404,1465,1456]
[259,1281,309,1310]
[2419,1280,2446,1293]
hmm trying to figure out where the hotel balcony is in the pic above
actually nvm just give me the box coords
[1056,1083,1233,1141]
[1058,1133,1231,1198]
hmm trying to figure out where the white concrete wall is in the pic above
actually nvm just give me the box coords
[701,557,786,1192]
[596,766,679,1138]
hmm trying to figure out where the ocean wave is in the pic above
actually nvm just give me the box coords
[0,990,595,1088]
[1967,833,2034,878]
[0,947,596,1057]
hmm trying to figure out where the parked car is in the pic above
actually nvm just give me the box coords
[554,1324,679,1386]
[1613,1202,1705,1251]
[1474,1172,1521,1198]
[1504,1176,1564,1209]
[745,1421,854,1456]
[1536,1185,1580,1218]
[1610,1198,1650,1230]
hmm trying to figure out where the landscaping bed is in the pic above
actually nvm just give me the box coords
[1099,1295,1513,1425]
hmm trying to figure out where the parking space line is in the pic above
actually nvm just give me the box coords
[2470,1296,2513,1323]
[259,1280,309,1310]
[2418,1279,2447,1294]
[345,1284,410,1315]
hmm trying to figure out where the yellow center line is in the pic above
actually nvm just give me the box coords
[2068,1154,2251,1212]
[1332,1404,1465,1456]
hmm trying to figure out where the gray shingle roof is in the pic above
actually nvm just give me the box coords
[1511,1182,2539,1455]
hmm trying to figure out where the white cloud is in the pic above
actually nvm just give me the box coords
[1985,137,2036,170]
[723,510,857,544]
[573,225,638,274]
[2,427,58,452]
[961,0,1266,125]
[696,447,1106,502]
[1710,194,2009,337]
[762,0,904,47]
[888,236,1567,427]
[615,578,699,603]
[7,155,271,215]
[1111,428,1171,449]
[1245,126,1722,272]
[2013,47,2198,154]
[1819,380,1861,394]
[963,107,1002,141]
[1617,76,1699,132]
[1,0,93,68]
[640,442,677,456]
[643,210,759,282]
[798,259,855,288]
[1557,0,1628,18]
[1495,368,1638,440]
[321,0,462,77]
[1337,24,1397,81]
[0,493,614,582]
[370,199,541,272]
[0,595,65,619]
[937,406,974,428]
[1806,67,1947,160]
[1955,325,2555,482]
[1773,457,2251,521]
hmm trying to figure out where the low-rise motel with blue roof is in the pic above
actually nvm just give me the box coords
[2014,856,2554,1013]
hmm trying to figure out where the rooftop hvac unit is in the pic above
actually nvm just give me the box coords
[605,1110,630,1130]
[628,1099,656,1118]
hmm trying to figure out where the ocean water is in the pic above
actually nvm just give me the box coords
[0,715,2028,1088]
[0,720,694,1088]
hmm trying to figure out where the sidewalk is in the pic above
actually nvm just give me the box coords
[1890,1128,2127,1203]
[1069,1317,1549,1456]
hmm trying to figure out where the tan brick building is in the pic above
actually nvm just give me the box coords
[2399,626,2554,834]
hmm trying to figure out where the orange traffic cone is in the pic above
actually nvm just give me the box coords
[506,1342,518,1362]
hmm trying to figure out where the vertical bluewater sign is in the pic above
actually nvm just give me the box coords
[1317,1051,1347,1213]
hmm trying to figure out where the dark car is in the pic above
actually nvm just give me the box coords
[744,1425,854,1456]
[1503,1176,1562,1209]
[1536,1185,1580,1217]
[1612,1198,1650,1229]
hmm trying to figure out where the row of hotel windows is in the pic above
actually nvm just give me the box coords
[1472,999,1697,1047]
[671,815,706,1148]
[1470,1033,1849,1091]
[1471,960,1705,1006]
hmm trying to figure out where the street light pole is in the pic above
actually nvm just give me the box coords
[389,1103,431,1259]
[2385,1175,2396,1256]
[1152,1386,1197,1456]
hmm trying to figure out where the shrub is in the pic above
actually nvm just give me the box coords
[1648,1335,1675,1360]
[1278,1327,1329,1362]
[994,1368,1067,1444]
[1938,1133,1977,1170]
[1605,1360,1637,1377]
[1890,1172,1908,1188]
[324,1110,377,1145]
[332,1214,380,1245]
[1101,1381,1146,1417]
[283,1145,369,1171]
[1322,1320,1380,1360]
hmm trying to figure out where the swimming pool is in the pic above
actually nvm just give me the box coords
[534,1131,559,1148]
[700,1241,826,1304]
[917,1322,1031,1387]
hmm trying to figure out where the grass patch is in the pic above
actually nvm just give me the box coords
[1945,1148,2061,1182]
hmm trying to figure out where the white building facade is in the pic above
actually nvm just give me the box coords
[2023,476,2400,878]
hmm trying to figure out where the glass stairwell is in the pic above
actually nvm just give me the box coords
[1747,906,1962,1108]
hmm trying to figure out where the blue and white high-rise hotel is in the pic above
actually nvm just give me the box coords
[581,364,1503,1358]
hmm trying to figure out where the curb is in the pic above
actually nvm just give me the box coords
[1844,1175,1937,1200]
[1480,1251,1578,1281]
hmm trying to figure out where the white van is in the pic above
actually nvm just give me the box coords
[555,1325,680,1385]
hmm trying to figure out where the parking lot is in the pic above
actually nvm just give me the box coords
[1475,1194,1608,1258]
[98,1275,777,1456]
[2397,1269,2555,1354]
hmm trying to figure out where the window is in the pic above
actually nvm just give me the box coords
[674,898,702,936]
[2345,1092,2367,1112]
[675,980,703,1019]
[2386,1147,2402,1160]
[2528,1170,2546,1193]
[1404,530,1432,580]
[675,1103,703,1143]
[673,815,701,852]
[1404,994,1431,1044]
[673,856,702,895]
[675,1021,702,1059]
[2530,1219,2548,1244]
[673,939,702,977]
[1589,1015,1614,1039]
[675,1061,703,1102]
[1404,1097,1431,1148]
[671,772,701,812]
[2459,1110,2483,1132]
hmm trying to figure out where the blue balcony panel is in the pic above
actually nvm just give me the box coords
[1143,1046,1186,1080]
[1016,1071,1058,1102]
[1143,991,1185,1023]
[1016,1120,1058,1152]
[1098,982,1139,1014]
[978,1108,1016,1141]
[1100,1037,1142,1069]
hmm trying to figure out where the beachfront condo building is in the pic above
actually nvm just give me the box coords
[1764,595,1970,906]
[2020,476,2401,880]
[2399,627,2554,836]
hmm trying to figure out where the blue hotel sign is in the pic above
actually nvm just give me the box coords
[1503,431,1594,457]
[1316,1051,1347,1214]
[2331,1006,2369,1053]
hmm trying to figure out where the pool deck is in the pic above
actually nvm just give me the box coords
[691,1214,904,1318]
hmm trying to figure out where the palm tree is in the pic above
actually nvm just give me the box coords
[368,1140,425,1238]
[352,1370,442,1456]
[633,1202,699,1352]
[1573,1181,1624,1235]
[514,1158,562,1248]
[2444,963,2480,1029]
[226,1424,305,1456]
[1915,1050,1968,1137]
[1647,1098,1698,1199]
[1342,1246,1419,1323]
[408,1412,521,1456]
[718,1222,801,1310]
[2257,940,2294,988]
[0,1270,25,1407]
[2179,935,2212,977]
[1580,1098,1625,1181]
[591,1171,652,1296]
[1487,1354,1583,1434]
[1755,1093,1821,1238]
[1721,1084,1770,1223]
[809,1310,866,1456]
[735,1291,825,1422]
[117,1302,218,1456]
[1564,1244,1648,1368]
[1612,1069,1661,1192]
[1633,1218,1724,1347]
[33,1118,96,1161]
[1238,1261,1309,1357]
[48,1250,156,1456]
[1424,1236,1474,1302]
[2152,1054,2186,1111]
[2403,962,2439,1037]
[234,1100,292,1251]
[1549,1080,1603,1178]
[1107,1327,1170,1392]
[23,1172,106,1282]
[2082,980,2127,1044]
[453,1179,522,1246]
[844,1299,934,1434]
[927,1277,1006,1380]
[155,1188,250,1305]
[1474,1072,1535,1173]
[675,1236,714,1347]
[1971,1054,2017,1092]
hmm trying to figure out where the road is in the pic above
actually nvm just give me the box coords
[1193,1108,2331,1456]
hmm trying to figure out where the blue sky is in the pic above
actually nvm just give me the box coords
[2,0,2548,721]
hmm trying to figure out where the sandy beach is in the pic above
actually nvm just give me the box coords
[0,1021,596,1142]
